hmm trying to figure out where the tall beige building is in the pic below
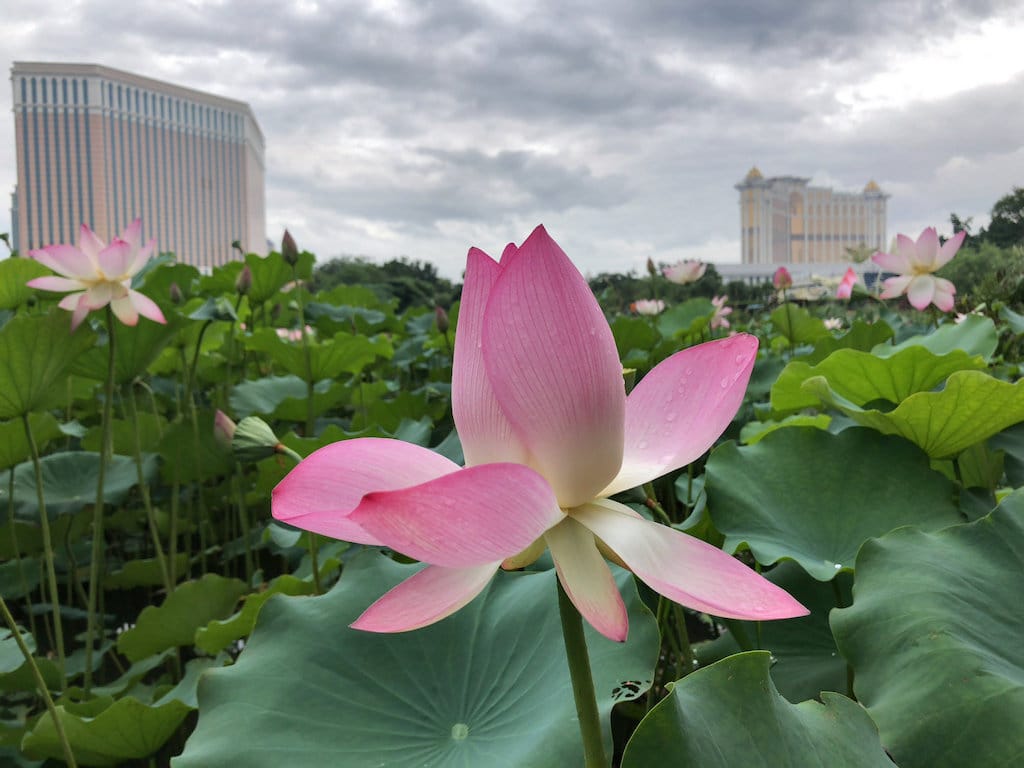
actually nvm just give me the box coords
[736,167,888,264]
[10,62,266,268]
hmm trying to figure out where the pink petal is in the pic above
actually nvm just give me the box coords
[914,227,940,269]
[932,277,956,312]
[906,275,936,310]
[128,289,167,325]
[30,244,95,279]
[97,240,135,278]
[27,276,87,293]
[119,218,142,249]
[83,282,115,310]
[935,230,965,269]
[57,292,92,330]
[601,335,757,497]
[272,438,461,544]
[574,500,808,620]
[349,463,564,567]
[871,248,913,274]
[481,225,625,507]
[77,224,106,267]
[451,247,529,466]
[110,294,139,326]
[351,562,499,633]
[879,274,913,300]
[546,517,628,642]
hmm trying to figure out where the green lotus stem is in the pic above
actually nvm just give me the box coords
[84,308,116,692]
[830,578,855,698]
[0,593,78,768]
[557,578,608,768]
[126,383,172,593]
[22,413,66,690]
[671,602,696,676]
[234,471,254,585]
[292,263,316,437]
[7,468,38,640]
[642,482,673,526]
[275,443,321,592]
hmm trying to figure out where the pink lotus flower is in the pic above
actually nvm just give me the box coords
[28,219,166,331]
[710,295,733,330]
[836,267,857,299]
[630,299,665,316]
[872,227,962,312]
[272,226,806,641]
[663,260,706,284]
[772,266,792,290]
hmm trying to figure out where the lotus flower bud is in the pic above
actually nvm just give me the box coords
[169,282,184,305]
[232,416,284,463]
[214,410,236,449]
[235,264,252,295]
[281,230,299,267]
[773,267,792,290]
[646,257,657,278]
[435,306,450,334]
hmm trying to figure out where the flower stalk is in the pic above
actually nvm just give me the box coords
[557,578,608,768]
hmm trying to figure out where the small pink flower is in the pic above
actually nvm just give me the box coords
[272,226,806,642]
[836,268,857,300]
[773,267,793,290]
[631,299,665,316]
[872,227,962,312]
[824,317,843,331]
[710,295,733,330]
[28,219,167,331]
[663,260,706,284]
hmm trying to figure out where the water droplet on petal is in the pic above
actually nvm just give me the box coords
[666,412,677,422]
[637,439,649,450]
[720,378,730,388]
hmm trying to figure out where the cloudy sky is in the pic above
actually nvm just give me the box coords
[3,0,1023,278]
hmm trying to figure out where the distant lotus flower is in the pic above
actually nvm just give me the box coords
[435,306,450,334]
[281,229,300,267]
[663,260,706,284]
[631,299,665,316]
[710,295,733,330]
[27,219,166,331]
[273,225,806,642]
[235,264,253,296]
[214,410,236,449]
[872,228,963,312]
[836,268,858,299]
[773,267,793,291]
[276,326,314,343]
[824,317,843,331]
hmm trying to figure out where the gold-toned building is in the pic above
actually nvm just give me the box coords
[10,62,266,268]
[736,167,888,264]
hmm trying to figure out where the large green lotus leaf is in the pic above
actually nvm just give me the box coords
[0,257,51,310]
[0,311,95,419]
[0,557,41,600]
[175,553,659,768]
[802,319,894,365]
[2,451,156,521]
[157,409,232,485]
[694,561,851,702]
[244,328,392,381]
[771,345,984,415]
[621,652,890,768]
[105,554,191,589]
[71,315,183,384]
[1,624,35,675]
[656,298,714,338]
[0,413,61,471]
[117,574,248,662]
[611,315,661,362]
[1000,305,1024,335]
[21,695,191,766]
[194,574,315,655]
[228,374,349,420]
[872,313,997,360]
[805,370,1024,458]
[81,412,165,455]
[244,250,314,306]
[830,490,1024,768]
[990,422,1024,487]
[770,304,827,345]
[705,428,960,580]
[739,414,831,445]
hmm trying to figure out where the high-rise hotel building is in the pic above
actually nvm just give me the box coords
[736,167,888,264]
[10,62,266,268]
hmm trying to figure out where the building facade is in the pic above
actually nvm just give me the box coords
[736,167,888,265]
[10,62,266,268]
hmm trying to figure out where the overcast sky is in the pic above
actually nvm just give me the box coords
[3,0,1023,278]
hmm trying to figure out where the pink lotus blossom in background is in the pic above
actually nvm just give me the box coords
[28,219,166,330]
[710,295,733,330]
[663,260,706,284]
[772,266,792,290]
[630,299,665,315]
[275,326,315,343]
[836,268,858,299]
[273,225,806,642]
[824,317,843,331]
[872,227,963,312]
